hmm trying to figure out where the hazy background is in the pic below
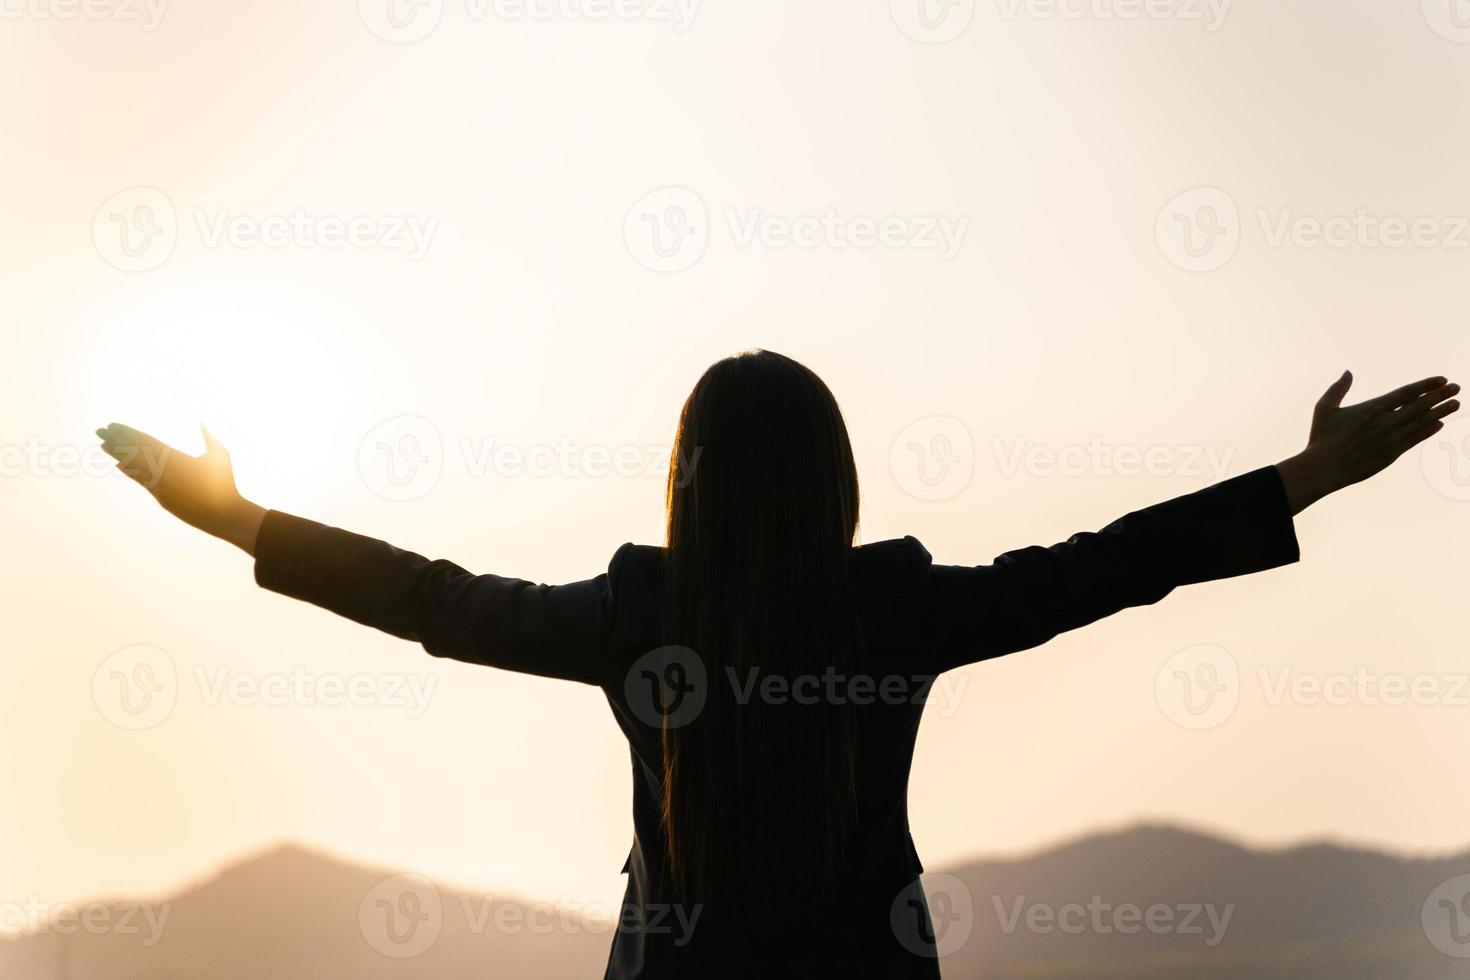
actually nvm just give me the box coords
[3,0,1468,938]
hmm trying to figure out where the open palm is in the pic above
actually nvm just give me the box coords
[97,423,249,540]
[1305,372,1459,488]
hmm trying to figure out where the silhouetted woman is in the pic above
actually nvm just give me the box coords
[98,351,1458,978]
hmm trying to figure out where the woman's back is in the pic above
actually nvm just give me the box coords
[602,537,939,977]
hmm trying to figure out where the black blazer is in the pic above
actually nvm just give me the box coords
[253,466,1299,979]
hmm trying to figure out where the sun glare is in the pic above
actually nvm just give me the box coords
[76,285,354,501]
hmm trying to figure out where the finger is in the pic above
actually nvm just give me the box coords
[113,459,156,490]
[1397,418,1448,453]
[100,441,150,464]
[101,440,171,487]
[100,423,173,457]
[103,441,144,472]
[1427,399,1461,423]
[1362,376,1449,413]
[200,423,230,462]
[1393,383,1460,422]
[100,423,183,477]
[1316,370,1354,411]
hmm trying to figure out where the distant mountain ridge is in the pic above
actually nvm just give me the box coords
[3,825,1467,978]
[936,824,1470,979]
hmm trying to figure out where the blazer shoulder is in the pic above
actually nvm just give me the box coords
[851,536,933,646]
[608,542,664,587]
[603,543,665,660]
[853,535,932,580]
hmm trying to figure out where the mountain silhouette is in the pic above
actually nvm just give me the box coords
[0,843,611,979]
[2,826,1466,978]
[937,824,1470,979]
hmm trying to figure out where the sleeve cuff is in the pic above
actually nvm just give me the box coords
[253,510,334,601]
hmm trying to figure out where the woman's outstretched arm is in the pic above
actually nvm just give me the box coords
[914,372,1459,674]
[94,422,617,684]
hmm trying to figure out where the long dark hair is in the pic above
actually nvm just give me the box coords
[661,349,865,935]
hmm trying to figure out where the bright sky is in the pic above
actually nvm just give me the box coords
[3,0,1469,921]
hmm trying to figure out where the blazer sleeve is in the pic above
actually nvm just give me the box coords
[916,465,1301,675]
[252,511,627,686]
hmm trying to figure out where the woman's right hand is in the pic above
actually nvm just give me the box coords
[96,422,266,554]
[1277,371,1460,514]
